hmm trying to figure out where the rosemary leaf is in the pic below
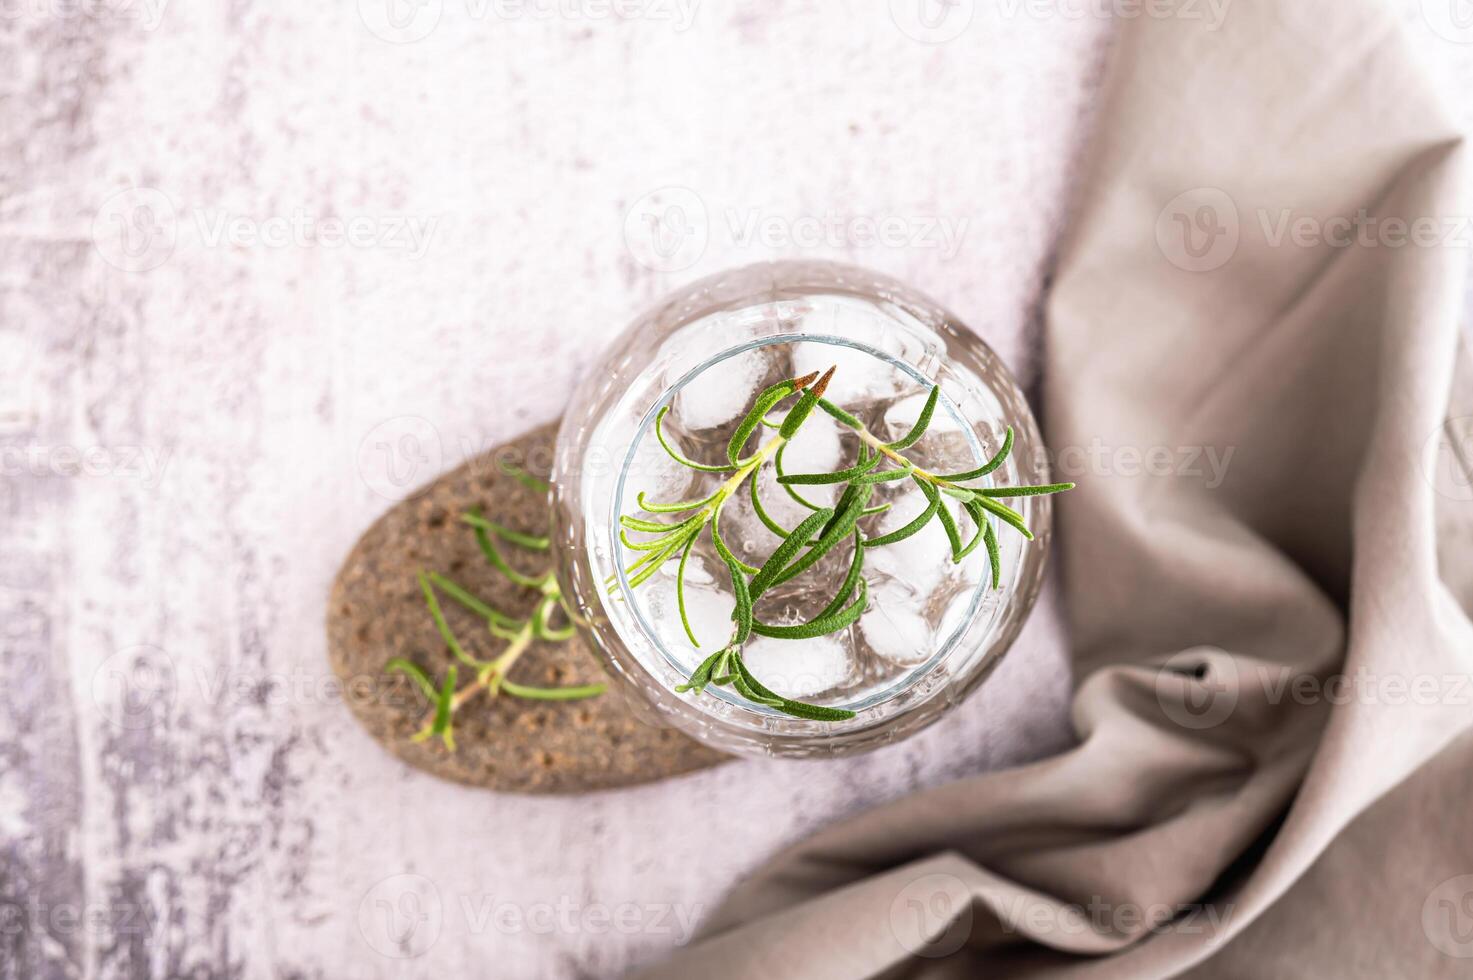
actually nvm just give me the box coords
[619,511,705,552]
[637,488,720,514]
[619,527,691,552]
[418,571,488,668]
[656,405,737,473]
[749,507,835,597]
[983,522,1001,589]
[862,486,940,549]
[733,671,784,706]
[676,533,700,647]
[465,512,547,588]
[500,679,606,701]
[886,385,939,451]
[933,491,964,560]
[777,452,882,485]
[532,598,577,641]
[972,493,1035,540]
[938,426,1015,481]
[752,580,868,639]
[461,512,549,550]
[728,375,810,465]
[975,482,1076,498]
[955,500,987,561]
[816,397,862,429]
[731,655,857,721]
[723,553,754,645]
[498,458,551,494]
[621,532,684,577]
[430,665,457,749]
[488,621,524,642]
[813,531,865,621]
[676,649,726,694]
[709,649,737,686]
[814,479,875,544]
[773,699,858,722]
[854,462,915,486]
[777,366,834,438]
[773,482,874,588]
[627,533,691,589]
[748,468,791,539]
[385,657,437,699]
[619,515,680,533]
[729,653,778,699]
[426,572,520,630]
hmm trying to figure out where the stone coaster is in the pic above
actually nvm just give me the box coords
[327,422,728,793]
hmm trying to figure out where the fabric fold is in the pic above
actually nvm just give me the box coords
[633,1,1472,976]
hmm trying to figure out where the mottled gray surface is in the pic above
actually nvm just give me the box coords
[3,3,1471,978]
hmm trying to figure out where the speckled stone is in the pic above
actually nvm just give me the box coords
[326,422,727,793]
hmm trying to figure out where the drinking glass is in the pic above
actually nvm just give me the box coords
[550,261,1054,758]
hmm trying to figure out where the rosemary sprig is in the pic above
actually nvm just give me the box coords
[385,464,605,751]
[819,394,1074,574]
[617,370,1075,723]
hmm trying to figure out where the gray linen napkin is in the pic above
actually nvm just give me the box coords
[633,0,1473,976]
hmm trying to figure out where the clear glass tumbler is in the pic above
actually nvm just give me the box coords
[549,261,1054,758]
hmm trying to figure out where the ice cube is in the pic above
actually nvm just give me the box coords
[621,425,696,514]
[883,391,963,437]
[791,340,914,408]
[781,408,844,473]
[742,633,853,699]
[674,346,779,431]
[858,577,935,667]
[639,564,737,661]
[862,486,962,597]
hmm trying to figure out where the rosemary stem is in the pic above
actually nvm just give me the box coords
[720,433,788,498]
[853,426,951,487]
[443,588,553,715]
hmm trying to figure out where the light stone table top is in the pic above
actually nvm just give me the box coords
[4,3,1471,977]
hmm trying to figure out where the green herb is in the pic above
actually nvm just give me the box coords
[386,462,605,751]
[616,370,1075,723]
[498,456,552,494]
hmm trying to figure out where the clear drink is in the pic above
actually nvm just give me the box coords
[615,333,999,711]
